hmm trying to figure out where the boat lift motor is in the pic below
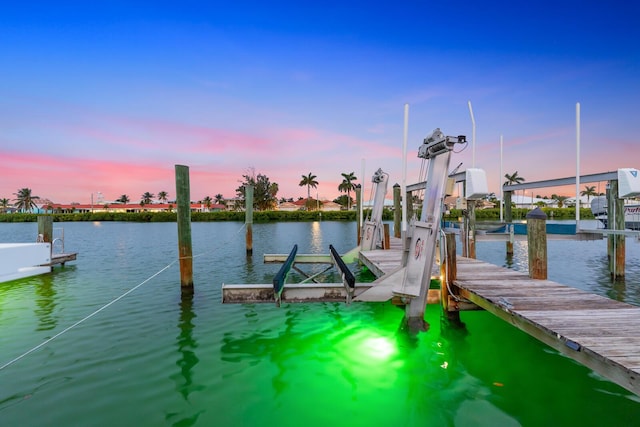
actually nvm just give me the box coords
[393,128,466,328]
[360,168,389,251]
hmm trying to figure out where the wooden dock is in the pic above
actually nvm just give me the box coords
[359,242,640,396]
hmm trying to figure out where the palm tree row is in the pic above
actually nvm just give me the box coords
[298,171,359,210]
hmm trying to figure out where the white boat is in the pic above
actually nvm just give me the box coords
[0,243,52,283]
[590,196,640,230]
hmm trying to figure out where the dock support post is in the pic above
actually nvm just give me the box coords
[175,165,194,290]
[460,214,468,257]
[526,207,547,279]
[441,233,460,322]
[393,183,401,238]
[245,184,254,256]
[504,191,514,255]
[37,215,53,259]
[355,184,362,244]
[383,224,390,249]
[607,180,625,278]
[468,200,476,259]
[37,215,53,245]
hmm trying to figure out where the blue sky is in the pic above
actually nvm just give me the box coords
[1,1,638,204]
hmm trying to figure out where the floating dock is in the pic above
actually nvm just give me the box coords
[359,240,640,396]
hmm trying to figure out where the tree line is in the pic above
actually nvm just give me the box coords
[2,170,603,214]
[1,169,360,213]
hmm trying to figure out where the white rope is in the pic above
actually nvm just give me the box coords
[0,261,175,371]
[0,221,248,371]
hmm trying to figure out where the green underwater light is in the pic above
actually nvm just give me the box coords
[361,336,396,360]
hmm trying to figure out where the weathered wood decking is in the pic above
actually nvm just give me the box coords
[359,243,640,396]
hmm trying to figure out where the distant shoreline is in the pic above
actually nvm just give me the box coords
[0,208,593,223]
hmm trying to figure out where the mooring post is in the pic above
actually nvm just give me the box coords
[175,165,194,289]
[393,183,401,238]
[355,184,362,244]
[37,215,53,256]
[441,232,460,322]
[468,200,476,259]
[460,212,468,258]
[245,184,254,256]
[383,224,390,249]
[526,207,547,279]
[607,180,625,278]
[504,191,514,255]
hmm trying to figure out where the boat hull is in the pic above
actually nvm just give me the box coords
[590,196,640,230]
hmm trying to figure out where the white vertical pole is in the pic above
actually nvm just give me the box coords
[500,134,503,223]
[402,104,409,233]
[360,158,365,226]
[468,100,476,168]
[576,102,581,227]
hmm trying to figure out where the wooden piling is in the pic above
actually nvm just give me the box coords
[37,215,53,247]
[393,183,401,238]
[467,200,476,259]
[175,165,194,289]
[504,191,514,255]
[245,184,254,256]
[383,224,390,249]
[607,180,625,278]
[441,233,460,322]
[460,214,468,258]
[526,207,547,280]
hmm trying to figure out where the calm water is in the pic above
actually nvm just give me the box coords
[1,220,640,427]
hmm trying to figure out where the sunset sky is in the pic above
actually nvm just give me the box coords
[1,1,638,205]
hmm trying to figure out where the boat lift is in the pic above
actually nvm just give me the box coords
[222,168,390,305]
[222,129,472,327]
[360,168,389,251]
[375,129,468,328]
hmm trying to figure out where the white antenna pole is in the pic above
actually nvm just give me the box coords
[576,102,581,227]
[500,134,504,223]
[468,100,476,168]
[402,104,409,233]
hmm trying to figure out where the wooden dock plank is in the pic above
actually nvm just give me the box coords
[358,245,640,396]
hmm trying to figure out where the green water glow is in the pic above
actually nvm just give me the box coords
[1,221,640,426]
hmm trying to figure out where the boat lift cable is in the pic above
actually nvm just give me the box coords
[0,222,248,372]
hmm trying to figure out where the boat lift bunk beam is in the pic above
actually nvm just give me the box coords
[222,245,364,304]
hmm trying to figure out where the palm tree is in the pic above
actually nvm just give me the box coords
[117,194,130,204]
[581,185,597,203]
[299,172,318,209]
[157,191,168,203]
[553,195,569,208]
[338,172,357,210]
[503,171,525,186]
[0,198,9,213]
[13,188,40,212]
[504,171,525,207]
[202,196,213,209]
[214,193,226,206]
[141,192,154,205]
